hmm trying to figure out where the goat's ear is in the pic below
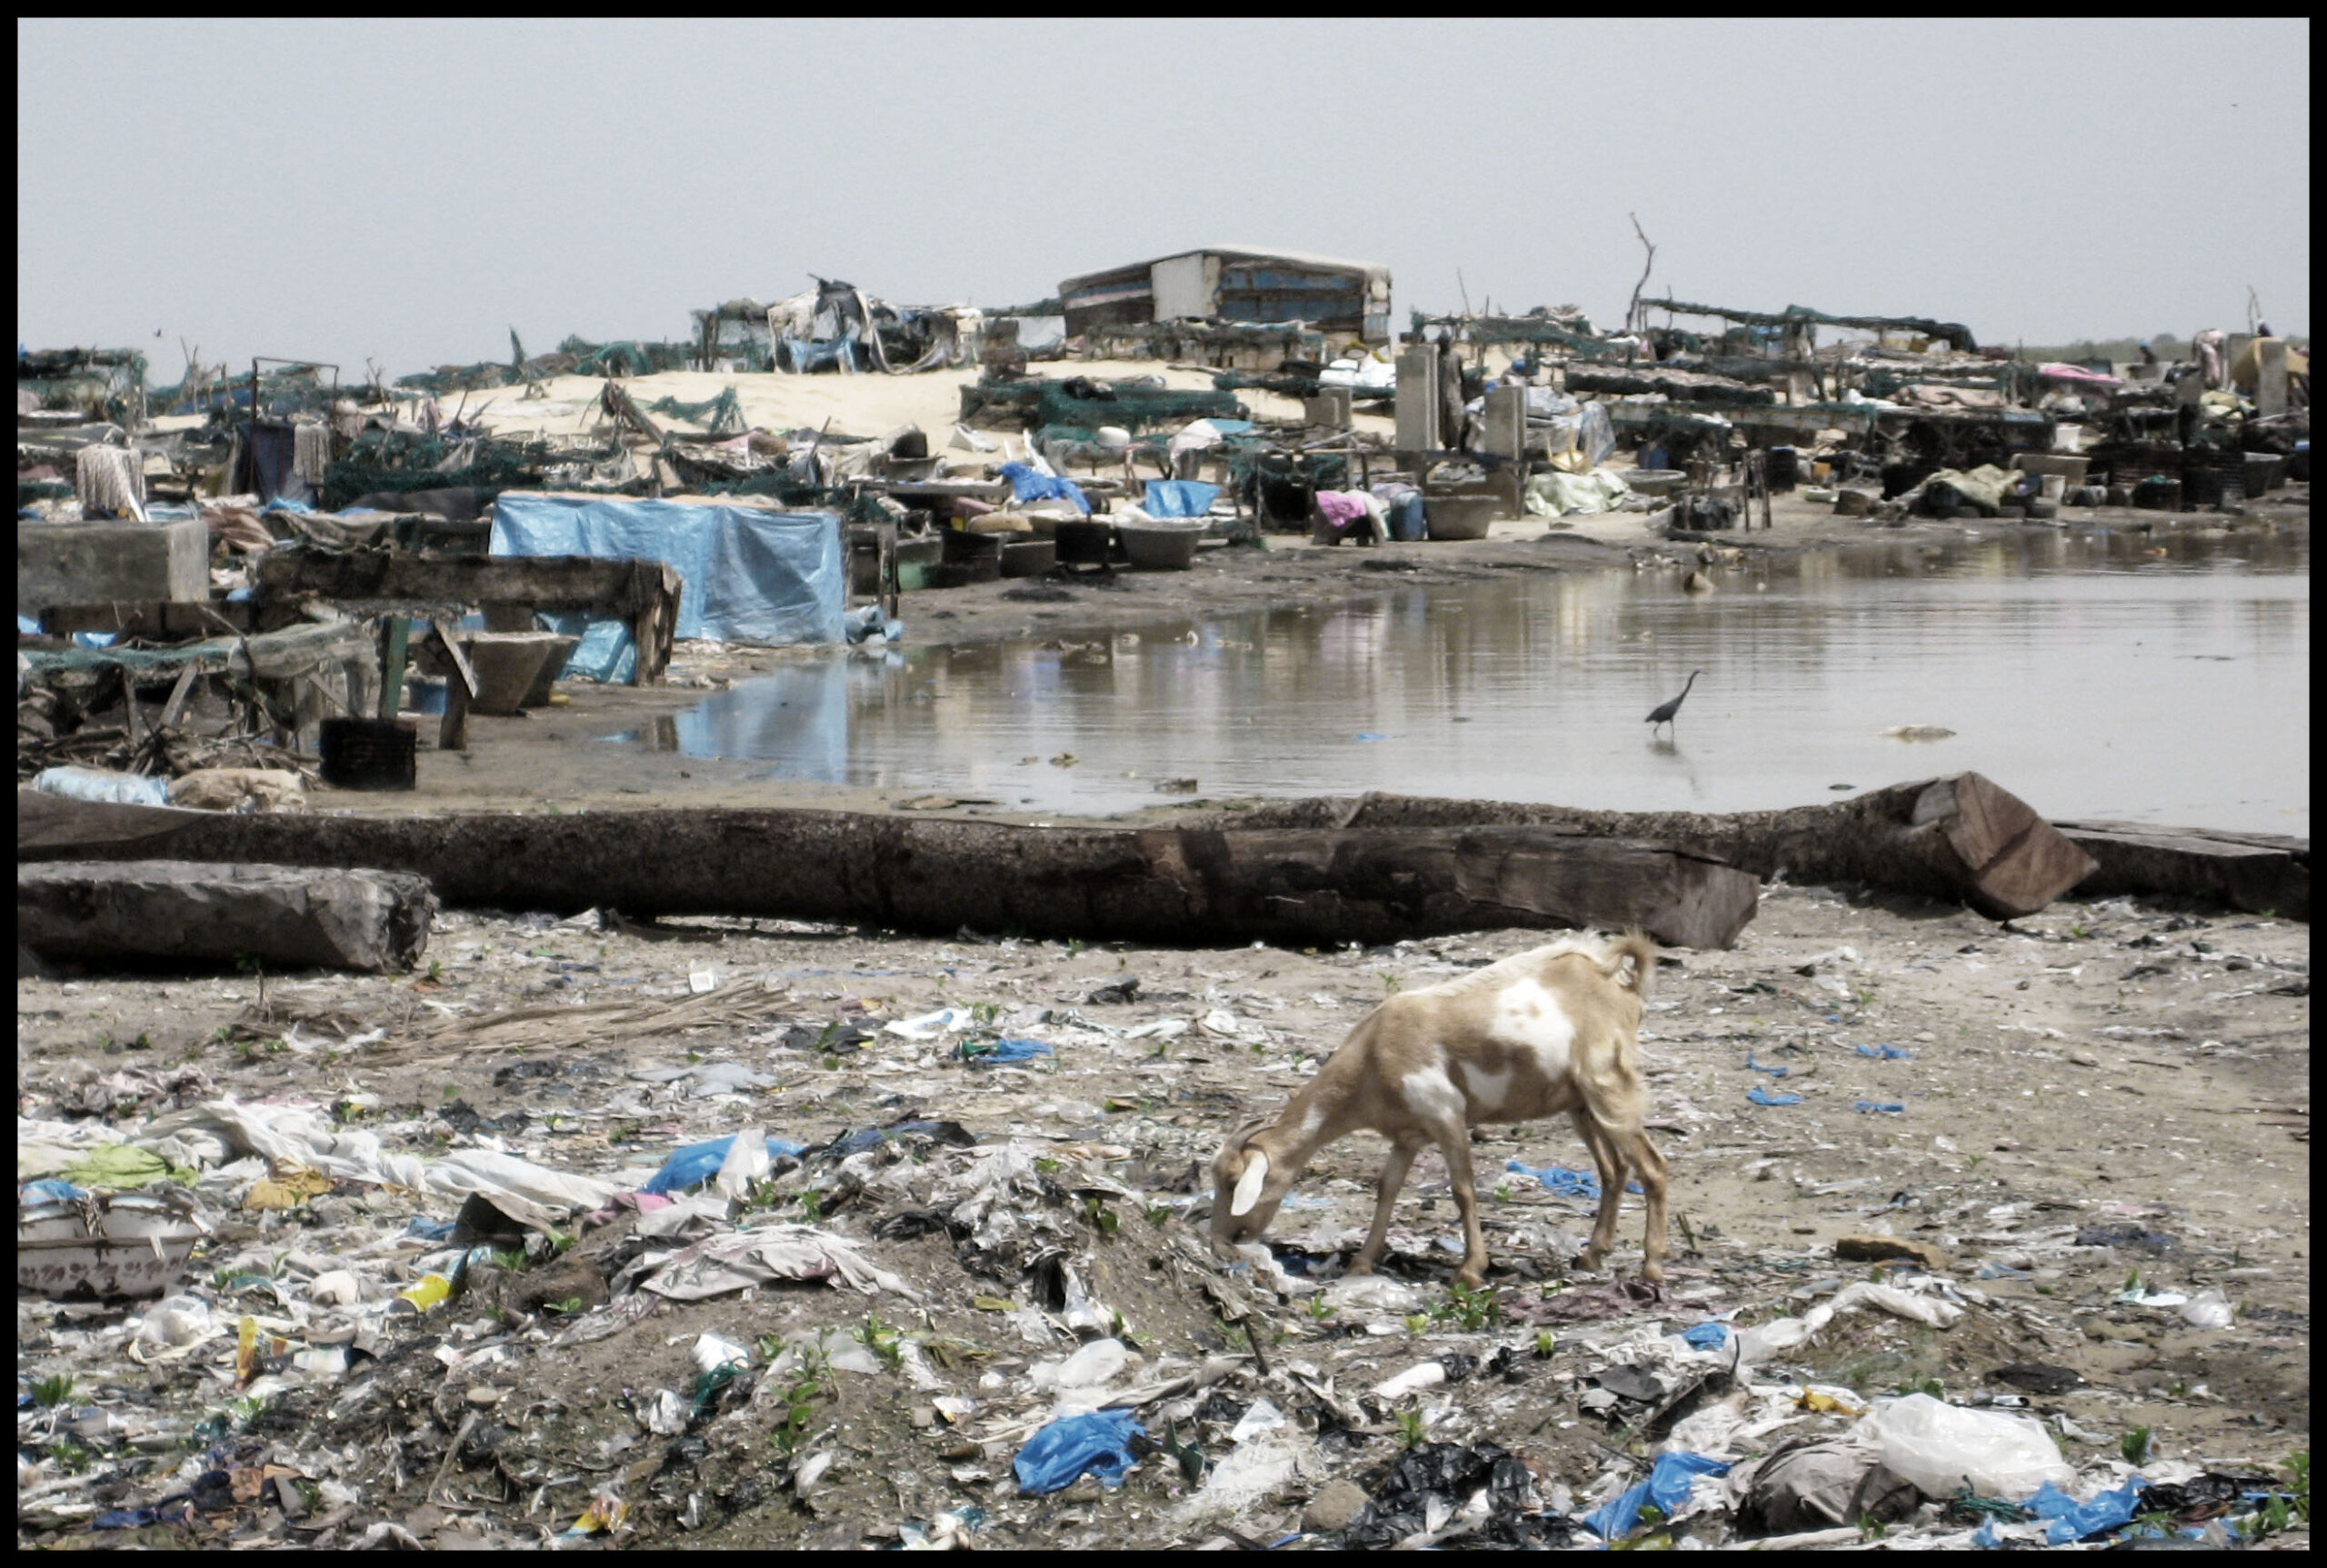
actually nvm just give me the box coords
[1230,1151,1271,1217]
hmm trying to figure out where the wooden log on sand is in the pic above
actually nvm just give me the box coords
[15,793,1758,951]
[1224,774,2105,922]
[2052,821,2307,920]
[18,859,435,973]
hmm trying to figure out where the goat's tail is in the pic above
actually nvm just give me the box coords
[1603,930,1658,998]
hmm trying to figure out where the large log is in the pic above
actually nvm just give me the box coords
[14,794,1758,950]
[2053,821,2308,919]
[18,859,435,973]
[1221,773,2102,921]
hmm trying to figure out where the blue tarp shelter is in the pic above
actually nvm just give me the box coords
[490,495,846,679]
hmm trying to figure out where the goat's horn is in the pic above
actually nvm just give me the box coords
[1230,1152,1271,1217]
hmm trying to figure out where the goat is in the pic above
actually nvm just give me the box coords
[1209,932,1668,1289]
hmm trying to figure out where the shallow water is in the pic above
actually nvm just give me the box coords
[628,527,2310,834]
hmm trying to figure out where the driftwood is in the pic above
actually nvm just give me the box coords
[1218,774,2105,922]
[15,794,1758,950]
[17,859,435,973]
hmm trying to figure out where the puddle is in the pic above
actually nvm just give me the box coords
[622,528,2309,834]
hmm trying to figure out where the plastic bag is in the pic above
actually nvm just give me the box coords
[1582,1451,1730,1538]
[641,1134,809,1196]
[2179,1288,2234,1329]
[31,766,171,807]
[2028,1475,2144,1544]
[1013,1409,1144,1495]
[1872,1393,2072,1500]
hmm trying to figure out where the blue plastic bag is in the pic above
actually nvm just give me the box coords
[1855,1043,1912,1060]
[21,1178,88,1203]
[1014,1410,1144,1495]
[963,1037,1052,1064]
[641,1134,809,1195]
[1745,1052,1790,1077]
[1854,1101,1905,1115]
[1581,1451,1729,1538]
[1681,1321,1728,1350]
[999,463,1091,516]
[1504,1159,1640,1199]
[1746,1086,1802,1107]
[2028,1475,2143,1544]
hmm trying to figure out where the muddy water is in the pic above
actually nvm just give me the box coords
[634,527,2309,834]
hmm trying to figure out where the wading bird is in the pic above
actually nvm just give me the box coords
[1646,670,1702,734]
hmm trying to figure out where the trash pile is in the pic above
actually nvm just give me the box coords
[15,899,2312,1549]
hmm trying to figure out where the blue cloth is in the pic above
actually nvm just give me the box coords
[997,463,1091,515]
[1681,1321,1728,1350]
[1013,1410,1144,1495]
[1745,1052,1790,1077]
[1855,1044,1912,1060]
[640,1134,810,1196]
[1581,1451,1729,1539]
[1854,1101,1905,1114]
[260,496,314,514]
[492,494,846,647]
[18,614,44,635]
[1747,1086,1803,1107]
[2028,1476,2143,1544]
[404,1216,457,1242]
[70,631,120,649]
[1142,480,1219,519]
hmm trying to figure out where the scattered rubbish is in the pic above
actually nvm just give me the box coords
[2176,1287,2234,1329]
[2074,1223,2178,1253]
[1738,1433,1914,1536]
[1746,1051,1791,1077]
[1993,1363,2084,1396]
[1345,1442,1565,1549]
[887,1006,971,1039]
[1854,1043,1913,1059]
[1747,1085,1803,1106]
[640,1133,811,1195]
[1681,1321,1729,1350]
[1503,1158,1641,1200]
[2027,1475,2146,1544]
[962,1036,1053,1064]
[18,1189,207,1299]
[1854,1100,1905,1114]
[1014,1409,1144,1495]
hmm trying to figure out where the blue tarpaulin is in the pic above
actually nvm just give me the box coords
[1142,479,1220,518]
[1582,1452,1730,1538]
[490,494,846,650]
[998,462,1091,515]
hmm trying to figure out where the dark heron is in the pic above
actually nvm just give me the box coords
[1646,670,1702,734]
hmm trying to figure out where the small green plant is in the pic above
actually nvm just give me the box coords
[1402,1313,1431,1336]
[424,959,442,984]
[1965,1154,1986,1173]
[1065,938,1085,959]
[2070,924,2092,939]
[1533,1330,1557,1357]
[2284,1450,2310,1525]
[492,1248,526,1273]
[1034,1155,1063,1174]
[685,1049,704,1064]
[2132,1508,2177,1536]
[2122,1425,2155,1466]
[1678,1213,1698,1253]
[29,1374,75,1408]
[1380,972,1403,995]
[2239,1493,2293,1542]
[854,1313,904,1371]
[970,1001,1001,1028]
[1491,1183,1513,1203]
[797,1191,824,1224]
[49,1439,92,1474]
[1394,1408,1426,1448]
[1898,1377,1944,1399]
[1144,1203,1172,1226]
[1434,1281,1502,1332]
[1855,1513,1887,1541]
[227,1394,270,1427]
[1306,1296,1338,1323]
[1108,1309,1148,1350]
[1084,1196,1121,1236]
[548,1296,585,1315]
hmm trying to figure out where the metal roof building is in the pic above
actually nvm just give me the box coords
[1057,246,1392,344]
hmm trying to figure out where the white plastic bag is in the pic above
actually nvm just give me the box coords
[1872,1393,2072,1499]
[2178,1288,2234,1329]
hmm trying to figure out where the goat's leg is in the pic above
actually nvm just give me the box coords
[1350,1133,1423,1276]
[1577,1066,1671,1282]
[1609,1123,1671,1282]
[1571,1110,1625,1272]
[1432,1122,1490,1291]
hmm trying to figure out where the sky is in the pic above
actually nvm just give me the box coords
[17,18,2311,380]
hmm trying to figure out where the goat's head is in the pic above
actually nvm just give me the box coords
[1209,1117,1294,1257]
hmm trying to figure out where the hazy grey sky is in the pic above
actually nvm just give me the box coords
[18,18,2310,378]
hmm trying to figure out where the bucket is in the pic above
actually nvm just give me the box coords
[1387,494,1427,542]
[319,718,418,791]
[1117,520,1204,570]
[1423,496,1496,541]
[2038,473,2066,503]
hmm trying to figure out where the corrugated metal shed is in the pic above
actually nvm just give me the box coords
[1058,246,1391,342]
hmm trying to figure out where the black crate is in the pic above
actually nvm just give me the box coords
[319,718,418,791]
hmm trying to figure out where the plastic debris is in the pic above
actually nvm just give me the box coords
[1345,1442,1567,1548]
[1854,1100,1906,1114]
[1681,1321,1729,1350]
[2027,1475,2145,1544]
[640,1133,810,1195]
[1873,1393,2073,1499]
[640,1223,920,1299]
[1582,1450,1730,1539]
[886,1006,970,1039]
[1503,1158,1641,1199]
[1013,1409,1144,1495]
[962,1036,1053,1064]
[1855,1043,1913,1059]
[2177,1287,2234,1329]
[1747,1086,1803,1106]
[1746,1051,1791,1077]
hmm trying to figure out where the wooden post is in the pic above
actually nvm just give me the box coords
[379,616,409,721]
[438,671,470,752]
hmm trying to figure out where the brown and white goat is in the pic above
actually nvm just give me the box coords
[1210,932,1668,1288]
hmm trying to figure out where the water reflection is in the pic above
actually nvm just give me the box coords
[624,529,2309,834]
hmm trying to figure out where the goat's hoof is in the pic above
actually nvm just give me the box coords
[1453,1270,1486,1292]
[1639,1263,1668,1283]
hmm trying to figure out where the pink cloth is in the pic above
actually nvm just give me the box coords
[1315,490,1369,526]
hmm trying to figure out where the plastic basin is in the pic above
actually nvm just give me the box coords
[1117,520,1205,570]
[1423,496,1496,541]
